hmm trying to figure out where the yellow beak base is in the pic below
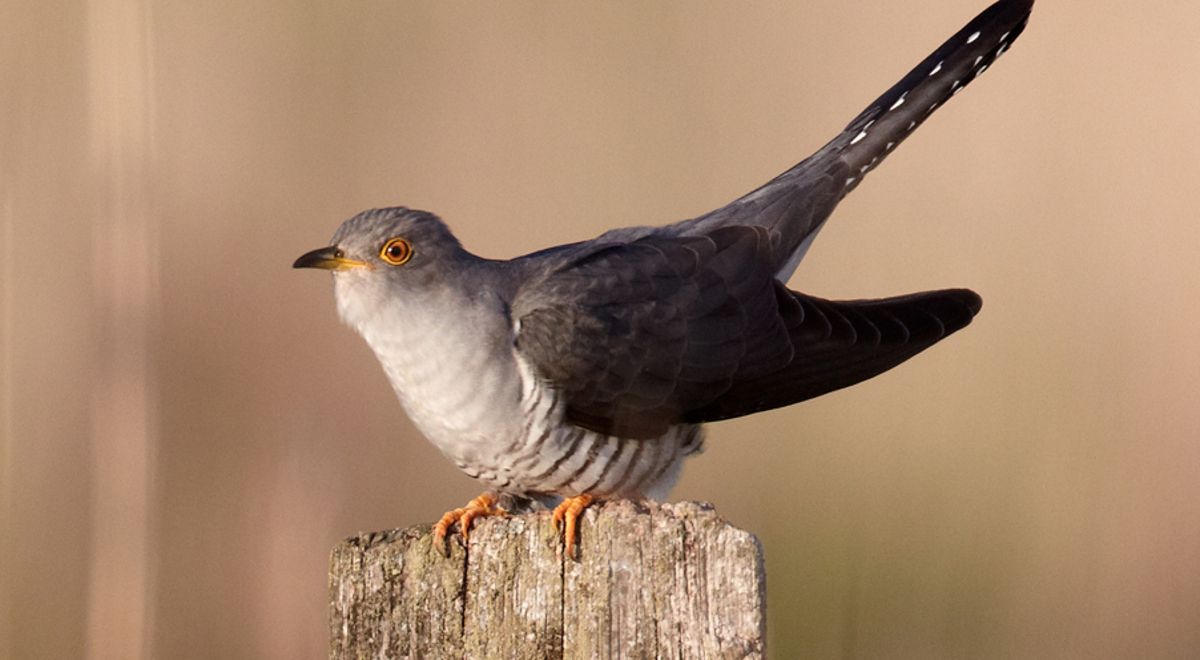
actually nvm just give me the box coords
[293,247,373,271]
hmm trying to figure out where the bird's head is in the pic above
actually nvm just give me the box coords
[294,207,470,329]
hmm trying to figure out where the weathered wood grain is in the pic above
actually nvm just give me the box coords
[330,500,765,659]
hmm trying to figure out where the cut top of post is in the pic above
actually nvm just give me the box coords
[329,500,766,659]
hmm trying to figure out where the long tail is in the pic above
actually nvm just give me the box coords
[675,0,1033,280]
[839,0,1034,195]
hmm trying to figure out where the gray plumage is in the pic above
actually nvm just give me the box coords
[297,0,1032,505]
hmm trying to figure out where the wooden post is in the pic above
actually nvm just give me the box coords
[329,500,766,659]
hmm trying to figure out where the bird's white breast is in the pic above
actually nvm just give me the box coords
[335,276,525,467]
[332,272,702,501]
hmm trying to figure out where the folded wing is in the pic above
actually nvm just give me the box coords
[513,227,981,438]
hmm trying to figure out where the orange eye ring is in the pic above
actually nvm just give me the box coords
[380,238,412,265]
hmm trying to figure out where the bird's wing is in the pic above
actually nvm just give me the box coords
[512,225,793,440]
[682,288,982,424]
[512,227,981,439]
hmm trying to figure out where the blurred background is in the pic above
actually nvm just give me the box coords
[4,1,1199,658]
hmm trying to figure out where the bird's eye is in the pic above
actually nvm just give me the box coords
[380,238,412,265]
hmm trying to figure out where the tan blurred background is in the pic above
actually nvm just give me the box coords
[4,1,1199,658]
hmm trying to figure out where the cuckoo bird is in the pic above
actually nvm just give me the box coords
[296,0,1033,559]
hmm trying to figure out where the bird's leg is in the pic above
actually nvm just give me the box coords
[551,494,594,560]
[432,492,508,555]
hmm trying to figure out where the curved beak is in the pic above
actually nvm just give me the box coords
[293,246,373,271]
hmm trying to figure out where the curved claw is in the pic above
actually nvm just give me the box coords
[432,493,508,555]
[551,494,594,561]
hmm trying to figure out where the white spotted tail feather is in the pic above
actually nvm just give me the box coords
[669,0,1033,286]
[840,0,1033,194]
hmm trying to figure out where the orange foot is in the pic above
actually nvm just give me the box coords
[551,494,595,560]
[432,493,507,555]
